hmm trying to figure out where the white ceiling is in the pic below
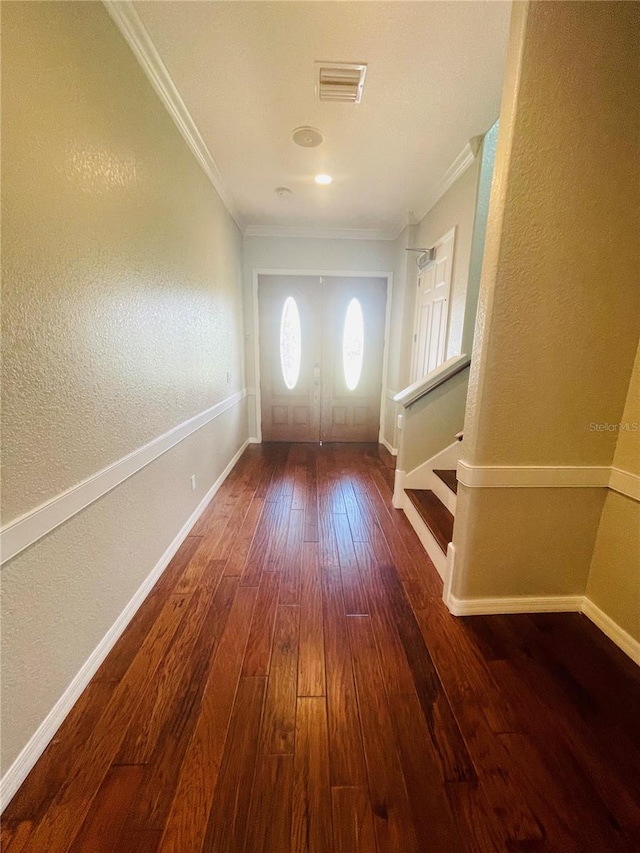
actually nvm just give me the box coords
[132,1,512,237]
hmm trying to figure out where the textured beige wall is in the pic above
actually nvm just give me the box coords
[399,368,469,473]
[464,0,640,468]
[452,1,640,606]
[452,485,607,599]
[611,340,640,479]
[1,2,247,773]
[587,340,640,643]
[1,401,247,774]
[2,1,245,522]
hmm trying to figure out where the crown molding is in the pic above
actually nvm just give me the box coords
[243,224,399,241]
[414,141,478,225]
[103,1,243,229]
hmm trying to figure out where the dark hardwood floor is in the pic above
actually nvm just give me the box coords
[3,442,640,852]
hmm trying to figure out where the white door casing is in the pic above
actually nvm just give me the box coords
[410,227,456,382]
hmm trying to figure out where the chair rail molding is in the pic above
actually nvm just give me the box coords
[0,389,248,565]
[456,460,639,502]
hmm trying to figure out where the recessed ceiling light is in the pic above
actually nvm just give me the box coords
[315,174,333,185]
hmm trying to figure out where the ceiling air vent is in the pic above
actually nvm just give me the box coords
[316,62,367,104]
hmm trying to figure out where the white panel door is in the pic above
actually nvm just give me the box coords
[411,228,455,382]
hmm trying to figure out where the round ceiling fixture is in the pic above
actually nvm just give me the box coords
[315,174,333,185]
[292,126,324,148]
[275,186,292,198]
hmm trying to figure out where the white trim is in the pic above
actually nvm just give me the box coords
[457,460,610,489]
[430,470,457,515]
[582,599,640,667]
[103,1,242,229]
[446,593,584,617]
[414,142,478,224]
[609,467,640,502]
[0,437,249,812]
[442,591,640,668]
[443,542,456,608]
[379,436,398,457]
[401,492,447,580]
[392,469,406,509]
[404,440,460,491]
[248,437,261,445]
[456,460,639,502]
[394,354,471,409]
[251,269,393,445]
[0,390,247,565]
[244,225,398,241]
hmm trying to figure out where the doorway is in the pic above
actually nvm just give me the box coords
[410,227,456,382]
[257,274,388,443]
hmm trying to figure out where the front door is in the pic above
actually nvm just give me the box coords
[259,275,386,443]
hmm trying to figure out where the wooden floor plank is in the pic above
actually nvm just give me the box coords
[321,569,368,788]
[243,755,294,853]
[291,697,333,853]
[297,543,326,697]
[202,676,266,853]
[159,586,257,853]
[333,512,369,616]
[3,682,115,826]
[279,508,303,605]
[223,496,265,577]
[125,577,239,834]
[260,605,300,755]
[19,592,193,853]
[388,692,467,853]
[242,571,282,677]
[67,765,143,853]
[331,787,377,853]
[117,582,219,764]
[347,616,421,853]
[7,443,640,853]
[353,543,415,696]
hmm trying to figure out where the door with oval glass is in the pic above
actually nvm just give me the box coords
[258,275,387,442]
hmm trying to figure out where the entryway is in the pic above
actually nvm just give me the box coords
[257,274,388,443]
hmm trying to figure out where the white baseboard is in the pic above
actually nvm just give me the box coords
[392,469,406,509]
[442,589,640,668]
[445,593,584,616]
[379,436,398,457]
[0,437,250,813]
[582,598,640,667]
[401,493,447,580]
[248,436,261,444]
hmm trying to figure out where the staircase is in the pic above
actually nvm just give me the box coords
[397,438,461,580]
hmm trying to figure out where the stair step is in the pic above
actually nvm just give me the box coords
[433,469,458,495]
[405,489,454,554]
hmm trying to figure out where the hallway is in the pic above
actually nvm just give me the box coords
[3,444,640,852]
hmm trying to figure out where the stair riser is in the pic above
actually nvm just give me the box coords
[401,496,447,580]
[429,471,457,514]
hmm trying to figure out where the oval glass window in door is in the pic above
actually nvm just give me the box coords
[343,298,364,391]
[280,296,302,389]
